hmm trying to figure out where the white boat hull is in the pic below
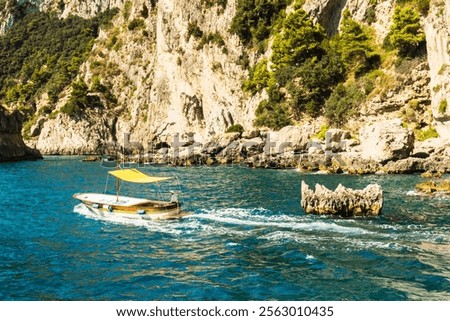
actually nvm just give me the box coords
[73,193,184,220]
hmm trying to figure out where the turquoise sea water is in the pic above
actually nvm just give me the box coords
[0,157,449,300]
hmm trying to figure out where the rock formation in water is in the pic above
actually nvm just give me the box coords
[416,180,450,194]
[300,181,383,217]
[0,106,43,162]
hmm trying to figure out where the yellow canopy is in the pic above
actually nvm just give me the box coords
[108,168,172,183]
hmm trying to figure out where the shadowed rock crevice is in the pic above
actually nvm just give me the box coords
[303,0,347,36]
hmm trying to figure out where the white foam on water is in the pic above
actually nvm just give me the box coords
[262,230,310,244]
[192,208,373,235]
[73,203,158,228]
[73,204,384,240]
[73,203,199,236]
[225,242,240,247]
[76,203,375,237]
[75,204,450,256]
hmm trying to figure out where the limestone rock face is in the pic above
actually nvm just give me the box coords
[0,0,40,34]
[360,60,431,116]
[201,132,241,155]
[47,0,125,19]
[265,125,316,156]
[35,112,114,155]
[302,0,347,36]
[325,128,351,152]
[425,0,450,134]
[302,0,394,41]
[0,107,43,162]
[382,157,426,174]
[412,137,448,158]
[359,119,414,163]
[1,0,256,154]
[1,0,449,155]
[333,152,381,174]
[301,181,383,217]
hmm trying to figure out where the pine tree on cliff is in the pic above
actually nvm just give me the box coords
[387,5,426,57]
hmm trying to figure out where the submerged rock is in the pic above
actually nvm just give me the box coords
[416,180,450,194]
[82,155,101,162]
[301,181,383,217]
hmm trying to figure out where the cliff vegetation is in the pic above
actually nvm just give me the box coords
[0,0,448,161]
[0,8,118,134]
[234,0,428,129]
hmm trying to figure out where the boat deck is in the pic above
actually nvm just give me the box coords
[73,193,168,207]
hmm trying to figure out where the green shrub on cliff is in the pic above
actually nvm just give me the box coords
[60,80,89,117]
[314,124,330,141]
[288,46,346,117]
[271,4,325,69]
[416,126,438,141]
[397,0,430,16]
[439,99,448,114]
[187,22,203,40]
[123,1,132,20]
[242,59,270,94]
[61,80,104,117]
[226,124,244,133]
[230,0,290,46]
[241,2,349,127]
[385,5,426,57]
[0,9,117,113]
[198,32,226,49]
[254,99,291,130]
[324,83,365,126]
[337,10,380,75]
[232,0,426,130]
[91,76,118,106]
[202,0,228,10]
[128,18,145,31]
[251,3,342,122]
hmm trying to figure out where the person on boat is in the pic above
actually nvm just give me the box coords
[170,191,179,204]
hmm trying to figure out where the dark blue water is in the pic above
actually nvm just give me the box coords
[0,157,449,300]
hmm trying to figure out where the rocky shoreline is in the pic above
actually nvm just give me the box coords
[95,119,450,175]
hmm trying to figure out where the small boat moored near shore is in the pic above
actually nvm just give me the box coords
[73,168,184,220]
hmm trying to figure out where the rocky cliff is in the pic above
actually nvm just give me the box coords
[0,106,42,161]
[425,0,450,136]
[7,0,257,151]
[0,0,449,158]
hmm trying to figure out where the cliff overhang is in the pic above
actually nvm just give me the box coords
[0,107,43,162]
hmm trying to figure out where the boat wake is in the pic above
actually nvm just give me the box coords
[74,203,369,234]
[189,208,373,235]
[73,204,449,253]
[406,190,420,196]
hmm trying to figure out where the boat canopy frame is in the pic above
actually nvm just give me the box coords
[103,168,180,203]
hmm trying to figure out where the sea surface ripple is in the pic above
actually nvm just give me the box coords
[0,157,449,300]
